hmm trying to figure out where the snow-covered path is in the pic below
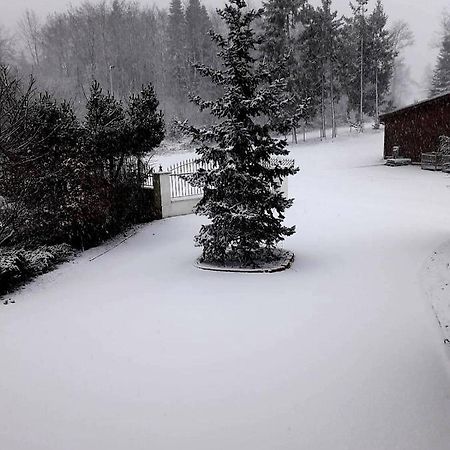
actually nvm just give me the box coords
[2,131,450,450]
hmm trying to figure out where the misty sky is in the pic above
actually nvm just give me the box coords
[1,0,448,95]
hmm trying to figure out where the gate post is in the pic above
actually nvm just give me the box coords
[152,172,171,219]
[280,176,289,198]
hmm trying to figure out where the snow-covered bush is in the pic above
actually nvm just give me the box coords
[0,244,74,295]
[0,71,163,251]
[25,244,73,274]
[0,250,29,292]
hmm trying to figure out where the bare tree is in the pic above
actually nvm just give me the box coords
[0,66,37,157]
[389,20,414,107]
[0,26,15,65]
[0,66,38,245]
[19,10,42,68]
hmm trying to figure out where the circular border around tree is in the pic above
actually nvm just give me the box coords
[194,250,295,274]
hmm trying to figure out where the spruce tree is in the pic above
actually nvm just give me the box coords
[321,0,342,138]
[167,0,187,111]
[296,5,323,135]
[200,5,215,67]
[127,84,165,185]
[262,0,304,61]
[307,0,342,139]
[185,0,216,92]
[128,84,165,156]
[341,0,368,128]
[84,81,127,177]
[185,0,207,63]
[182,0,299,266]
[430,32,450,97]
[367,0,395,127]
[261,0,307,142]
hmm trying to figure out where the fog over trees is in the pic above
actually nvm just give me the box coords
[0,0,448,129]
[430,12,450,97]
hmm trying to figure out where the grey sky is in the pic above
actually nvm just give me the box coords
[1,0,447,96]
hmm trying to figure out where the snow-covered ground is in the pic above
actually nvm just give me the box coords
[2,130,450,450]
[421,241,450,353]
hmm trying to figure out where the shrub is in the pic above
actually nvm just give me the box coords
[0,70,164,254]
[0,244,74,295]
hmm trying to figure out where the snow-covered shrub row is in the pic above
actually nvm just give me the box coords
[0,68,164,251]
[0,244,74,295]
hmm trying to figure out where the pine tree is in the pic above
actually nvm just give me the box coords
[367,0,395,128]
[185,0,208,63]
[85,80,127,178]
[261,0,307,142]
[128,84,165,156]
[342,0,368,129]
[199,5,215,68]
[324,0,342,138]
[430,31,450,97]
[295,6,323,137]
[167,0,187,112]
[313,0,342,139]
[185,0,216,93]
[262,0,304,62]
[182,0,299,266]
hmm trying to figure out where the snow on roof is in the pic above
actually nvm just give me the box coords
[379,92,450,121]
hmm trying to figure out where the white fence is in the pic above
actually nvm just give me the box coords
[168,159,215,198]
[148,157,294,219]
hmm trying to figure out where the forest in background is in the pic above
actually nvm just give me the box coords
[0,0,447,135]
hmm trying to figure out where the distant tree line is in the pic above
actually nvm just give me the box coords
[0,0,437,135]
[7,0,220,127]
[261,0,401,138]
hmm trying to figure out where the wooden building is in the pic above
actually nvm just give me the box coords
[380,93,450,162]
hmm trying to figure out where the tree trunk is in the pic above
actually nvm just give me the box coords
[358,3,366,134]
[374,65,380,129]
[321,69,326,140]
[330,63,337,138]
[360,31,364,132]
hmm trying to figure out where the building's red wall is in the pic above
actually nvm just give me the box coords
[383,98,450,162]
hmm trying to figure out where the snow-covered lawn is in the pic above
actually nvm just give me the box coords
[2,130,450,450]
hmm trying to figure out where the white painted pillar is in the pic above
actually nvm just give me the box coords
[152,172,171,219]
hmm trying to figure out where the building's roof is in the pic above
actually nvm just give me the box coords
[379,92,450,122]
